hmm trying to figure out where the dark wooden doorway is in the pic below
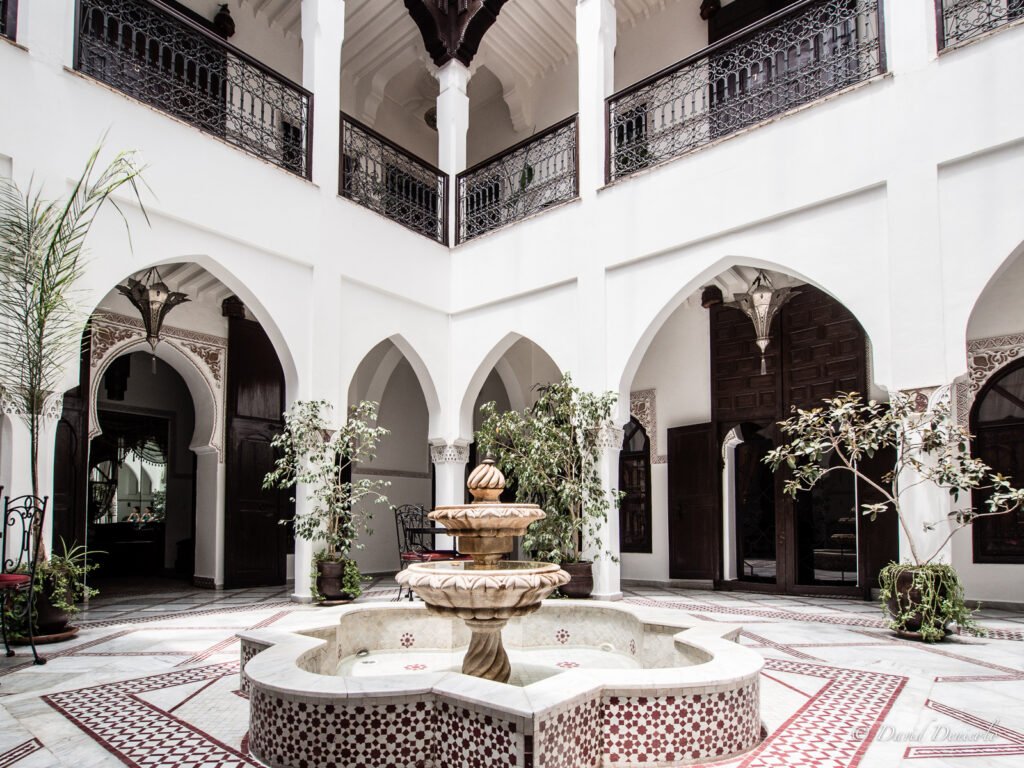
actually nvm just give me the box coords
[970,360,1024,564]
[223,312,292,588]
[667,283,896,596]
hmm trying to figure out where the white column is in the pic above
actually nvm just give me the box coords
[192,447,224,588]
[19,0,77,67]
[430,440,470,549]
[576,0,616,198]
[587,424,623,600]
[894,391,955,566]
[302,0,345,192]
[436,61,471,244]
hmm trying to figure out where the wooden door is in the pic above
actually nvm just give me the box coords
[972,423,1024,563]
[51,331,91,550]
[224,315,290,587]
[667,423,719,579]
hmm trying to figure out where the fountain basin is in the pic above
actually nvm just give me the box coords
[241,601,763,767]
[395,560,569,620]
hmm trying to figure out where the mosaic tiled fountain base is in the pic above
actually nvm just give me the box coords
[241,601,763,767]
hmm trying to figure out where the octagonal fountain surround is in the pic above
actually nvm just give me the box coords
[241,461,764,767]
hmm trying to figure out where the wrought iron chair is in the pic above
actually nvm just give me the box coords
[394,504,471,600]
[0,493,49,666]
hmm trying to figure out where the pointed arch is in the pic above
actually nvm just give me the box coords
[614,257,884,423]
[348,334,442,436]
[75,255,299,405]
[457,331,562,439]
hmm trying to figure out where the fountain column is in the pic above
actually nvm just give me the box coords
[395,459,569,683]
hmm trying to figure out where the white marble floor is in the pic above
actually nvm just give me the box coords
[1,579,1021,767]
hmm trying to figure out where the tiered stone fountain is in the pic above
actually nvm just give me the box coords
[394,458,569,682]
[241,459,764,767]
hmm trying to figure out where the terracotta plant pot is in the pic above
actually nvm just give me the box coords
[315,560,357,602]
[886,567,951,640]
[559,561,594,599]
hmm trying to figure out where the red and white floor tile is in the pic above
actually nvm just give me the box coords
[0,584,1020,767]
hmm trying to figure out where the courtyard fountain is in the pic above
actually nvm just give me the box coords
[240,459,765,767]
[393,458,569,682]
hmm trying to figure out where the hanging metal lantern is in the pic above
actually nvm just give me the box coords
[724,270,797,376]
[117,267,190,355]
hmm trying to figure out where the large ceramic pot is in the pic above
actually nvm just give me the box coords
[559,561,594,599]
[316,560,357,602]
[886,567,951,640]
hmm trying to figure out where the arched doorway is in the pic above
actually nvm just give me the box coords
[970,360,1024,563]
[619,417,653,554]
[87,352,197,584]
[52,263,295,592]
[623,265,896,596]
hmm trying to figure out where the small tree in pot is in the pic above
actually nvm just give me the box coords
[475,373,620,598]
[0,145,145,640]
[263,400,390,602]
[765,391,1024,641]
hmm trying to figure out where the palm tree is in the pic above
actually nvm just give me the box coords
[0,146,146,549]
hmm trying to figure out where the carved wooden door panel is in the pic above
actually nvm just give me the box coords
[224,316,291,588]
[667,423,719,579]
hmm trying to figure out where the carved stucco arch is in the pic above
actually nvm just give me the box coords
[88,311,226,459]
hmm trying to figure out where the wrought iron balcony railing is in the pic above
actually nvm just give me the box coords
[606,0,884,183]
[74,0,312,178]
[1,0,17,40]
[937,0,1024,48]
[457,116,578,244]
[340,114,448,244]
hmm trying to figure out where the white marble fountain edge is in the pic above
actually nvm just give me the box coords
[239,600,763,723]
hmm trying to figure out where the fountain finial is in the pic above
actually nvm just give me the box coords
[467,456,505,501]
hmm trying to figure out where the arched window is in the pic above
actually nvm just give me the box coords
[971,360,1024,563]
[619,417,652,553]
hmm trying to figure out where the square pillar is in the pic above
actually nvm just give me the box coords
[586,424,623,600]
[576,0,616,198]
[302,0,345,192]
[430,440,470,549]
[436,61,471,244]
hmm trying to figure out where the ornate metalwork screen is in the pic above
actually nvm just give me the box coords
[340,114,448,244]
[938,0,1024,48]
[75,0,312,178]
[607,0,883,182]
[457,116,578,244]
[0,0,17,40]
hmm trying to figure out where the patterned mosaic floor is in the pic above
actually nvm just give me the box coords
[0,580,1021,767]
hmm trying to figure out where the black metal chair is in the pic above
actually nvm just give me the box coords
[0,493,49,666]
[394,504,470,600]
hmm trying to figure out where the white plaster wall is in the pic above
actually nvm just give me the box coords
[620,296,711,582]
[353,360,432,575]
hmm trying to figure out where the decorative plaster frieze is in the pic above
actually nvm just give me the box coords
[0,388,65,421]
[629,389,667,464]
[89,311,228,460]
[955,334,1024,425]
[430,443,470,464]
[596,424,625,450]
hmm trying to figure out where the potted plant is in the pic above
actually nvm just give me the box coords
[476,373,621,598]
[263,400,390,603]
[765,391,1024,641]
[5,538,101,642]
[0,145,144,640]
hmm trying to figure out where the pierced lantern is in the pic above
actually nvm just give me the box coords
[117,268,190,356]
[724,270,797,376]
